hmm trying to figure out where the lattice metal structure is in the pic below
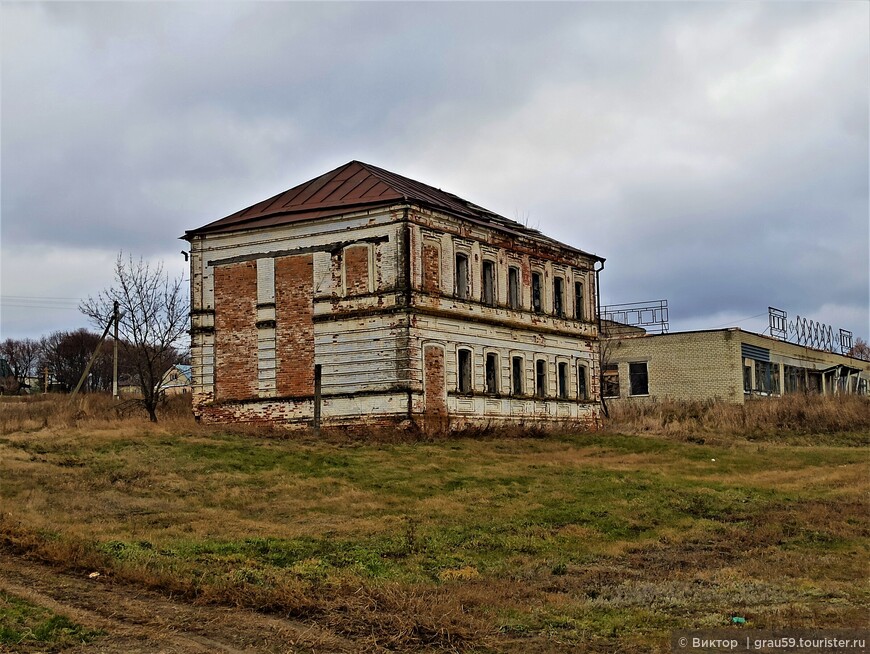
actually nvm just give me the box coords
[767,306,854,355]
[602,300,669,334]
[768,307,787,341]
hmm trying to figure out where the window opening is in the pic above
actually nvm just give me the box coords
[557,362,568,398]
[455,253,469,299]
[485,353,498,394]
[482,260,495,306]
[578,365,588,400]
[535,359,547,398]
[508,267,520,309]
[628,362,649,396]
[574,281,584,320]
[602,364,620,398]
[512,356,523,395]
[554,277,565,317]
[458,349,472,393]
[531,272,542,313]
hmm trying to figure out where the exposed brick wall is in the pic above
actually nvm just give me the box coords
[423,345,447,415]
[275,254,314,397]
[344,245,370,296]
[422,242,441,294]
[214,261,258,401]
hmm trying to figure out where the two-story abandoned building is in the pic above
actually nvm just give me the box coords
[183,161,605,430]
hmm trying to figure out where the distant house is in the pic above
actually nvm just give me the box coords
[602,327,870,404]
[159,364,192,396]
[183,161,605,430]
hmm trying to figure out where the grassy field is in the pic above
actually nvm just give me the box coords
[0,394,868,652]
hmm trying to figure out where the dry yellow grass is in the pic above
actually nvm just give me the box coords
[1,393,867,652]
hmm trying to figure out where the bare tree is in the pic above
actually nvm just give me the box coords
[848,337,870,361]
[81,253,188,422]
[1,337,40,393]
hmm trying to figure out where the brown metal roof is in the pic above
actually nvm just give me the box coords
[183,161,604,260]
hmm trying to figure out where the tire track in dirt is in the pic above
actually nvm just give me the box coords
[0,555,355,653]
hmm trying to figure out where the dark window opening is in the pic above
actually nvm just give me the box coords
[628,362,649,396]
[553,277,565,317]
[574,281,584,320]
[455,253,469,300]
[458,349,472,393]
[535,359,547,398]
[531,272,542,313]
[482,260,495,306]
[508,267,520,309]
[784,364,808,394]
[744,365,753,392]
[512,356,523,395]
[754,360,779,394]
[557,362,568,398]
[485,353,498,394]
[578,365,588,400]
[602,364,620,398]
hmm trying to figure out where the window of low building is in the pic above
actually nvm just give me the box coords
[512,356,523,395]
[754,360,779,394]
[482,260,496,306]
[784,364,807,393]
[574,281,584,320]
[508,266,520,309]
[553,277,565,317]
[743,364,753,392]
[455,253,469,299]
[602,364,620,398]
[531,272,543,313]
[628,362,649,396]
[457,348,472,393]
[557,361,568,398]
[535,359,547,398]
[485,352,499,394]
[578,364,588,400]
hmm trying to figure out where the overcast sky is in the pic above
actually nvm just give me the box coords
[2,1,868,343]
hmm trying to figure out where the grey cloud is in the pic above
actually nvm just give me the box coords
[1,1,867,339]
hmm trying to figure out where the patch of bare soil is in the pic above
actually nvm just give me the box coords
[0,555,354,653]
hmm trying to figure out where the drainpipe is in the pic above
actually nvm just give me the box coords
[594,260,605,336]
[402,206,413,422]
[594,259,607,419]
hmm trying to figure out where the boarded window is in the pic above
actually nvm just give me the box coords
[578,365,588,400]
[457,349,472,393]
[422,243,441,294]
[574,281,584,320]
[512,356,523,395]
[629,362,649,396]
[531,272,542,313]
[554,277,565,317]
[482,260,495,306]
[602,364,620,398]
[344,245,370,296]
[535,359,547,398]
[557,362,568,398]
[508,267,520,309]
[455,253,469,300]
[485,353,498,394]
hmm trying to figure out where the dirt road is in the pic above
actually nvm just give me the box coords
[0,555,354,653]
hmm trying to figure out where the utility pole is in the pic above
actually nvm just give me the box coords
[43,366,49,394]
[70,310,114,401]
[112,300,119,399]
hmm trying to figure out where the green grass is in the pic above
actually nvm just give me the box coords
[0,592,102,650]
